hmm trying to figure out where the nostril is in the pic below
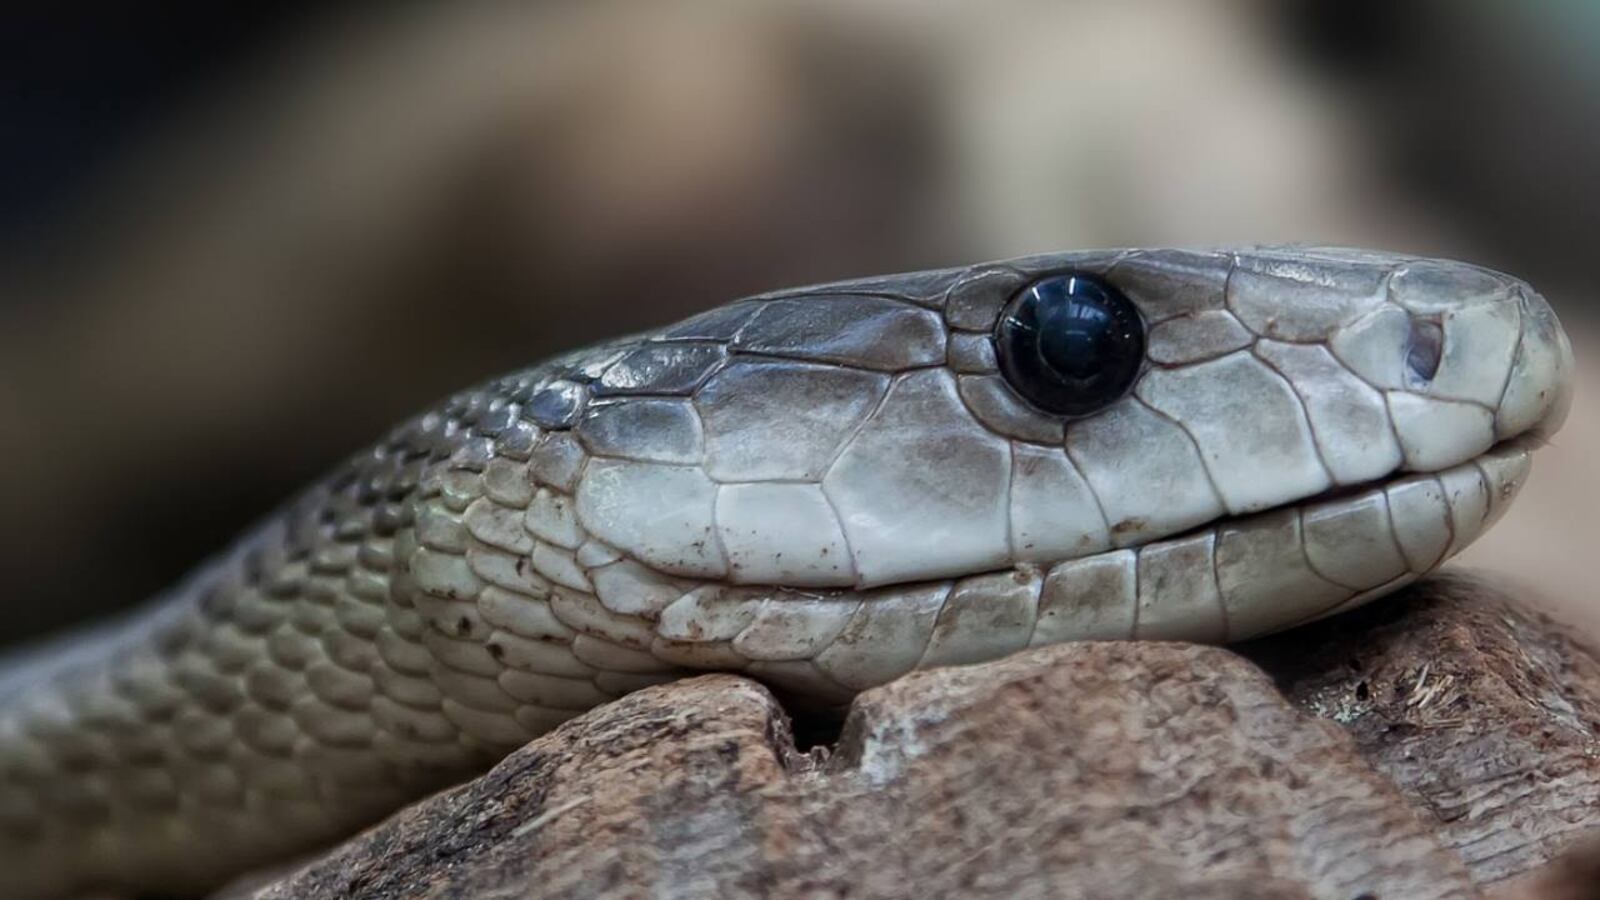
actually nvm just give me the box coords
[1405,318,1443,382]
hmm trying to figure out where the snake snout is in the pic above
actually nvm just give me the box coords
[1513,286,1576,442]
[1328,260,1574,473]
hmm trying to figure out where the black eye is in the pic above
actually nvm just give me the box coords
[994,273,1145,417]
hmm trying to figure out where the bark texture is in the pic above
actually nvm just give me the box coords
[1246,573,1600,887]
[237,574,1600,899]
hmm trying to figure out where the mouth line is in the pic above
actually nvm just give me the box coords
[992,433,1538,584]
[1107,438,1529,557]
[1294,433,1532,514]
[767,437,1534,600]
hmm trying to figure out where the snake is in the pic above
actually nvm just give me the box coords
[0,246,1574,898]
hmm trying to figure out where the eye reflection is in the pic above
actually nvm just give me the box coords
[994,273,1145,417]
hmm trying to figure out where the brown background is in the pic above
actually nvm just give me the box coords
[0,0,1594,648]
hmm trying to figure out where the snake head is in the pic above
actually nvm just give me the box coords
[407,246,1572,698]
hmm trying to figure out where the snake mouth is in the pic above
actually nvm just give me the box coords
[1257,434,1538,529]
[980,431,1540,593]
[710,437,1541,711]
[841,435,1541,660]
[1076,435,1534,641]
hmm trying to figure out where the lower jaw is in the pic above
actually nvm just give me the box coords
[1024,439,1535,648]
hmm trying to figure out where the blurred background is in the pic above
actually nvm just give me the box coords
[0,0,1594,648]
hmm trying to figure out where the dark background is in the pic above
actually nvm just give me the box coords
[1,0,1595,648]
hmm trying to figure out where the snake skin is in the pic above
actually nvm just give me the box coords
[0,246,1575,897]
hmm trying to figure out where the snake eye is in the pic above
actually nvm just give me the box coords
[994,273,1145,417]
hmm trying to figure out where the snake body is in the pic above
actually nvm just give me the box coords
[0,247,1574,898]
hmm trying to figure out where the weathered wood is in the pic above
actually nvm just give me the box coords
[1492,833,1600,900]
[1245,573,1600,886]
[241,648,1466,898]
[234,575,1600,899]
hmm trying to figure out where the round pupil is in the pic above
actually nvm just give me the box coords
[994,274,1145,417]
